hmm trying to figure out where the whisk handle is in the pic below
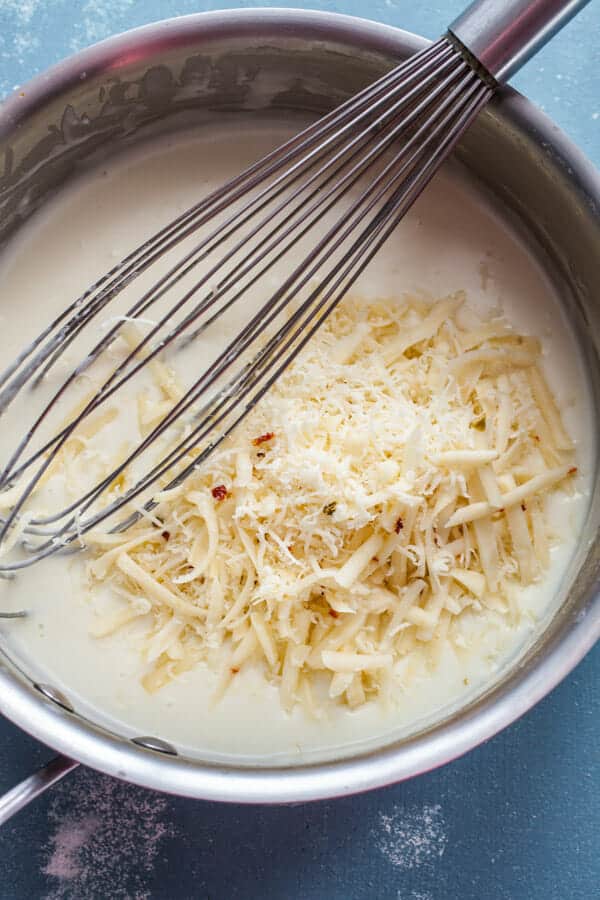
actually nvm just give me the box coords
[449,0,590,82]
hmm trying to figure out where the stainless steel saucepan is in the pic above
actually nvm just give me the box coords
[0,9,598,820]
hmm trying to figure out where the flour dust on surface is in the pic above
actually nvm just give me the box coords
[41,768,174,899]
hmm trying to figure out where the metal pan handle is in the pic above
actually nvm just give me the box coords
[0,755,79,826]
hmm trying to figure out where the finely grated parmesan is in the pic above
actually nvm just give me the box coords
[83,291,577,711]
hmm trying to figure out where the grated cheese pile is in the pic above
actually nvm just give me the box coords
[85,291,577,712]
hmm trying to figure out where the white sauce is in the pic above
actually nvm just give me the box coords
[0,123,594,764]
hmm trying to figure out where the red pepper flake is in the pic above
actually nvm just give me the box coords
[211,484,229,501]
[521,503,527,512]
[534,434,541,442]
[161,530,170,541]
[253,432,275,446]
[568,467,578,475]
[329,609,339,618]
[230,667,240,675]
[394,517,404,534]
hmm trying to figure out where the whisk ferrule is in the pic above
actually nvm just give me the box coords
[449,0,590,82]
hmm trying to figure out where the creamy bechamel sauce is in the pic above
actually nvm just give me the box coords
[0,123,594,763]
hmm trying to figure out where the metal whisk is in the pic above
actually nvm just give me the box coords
[0,0,588,581]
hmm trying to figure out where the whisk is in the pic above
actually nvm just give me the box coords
[0,0,589,585]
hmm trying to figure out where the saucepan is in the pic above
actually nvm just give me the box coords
[0,9,598,820]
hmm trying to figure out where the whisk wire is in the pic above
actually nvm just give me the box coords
[4,61,480,541]
[13,84,492,562]
[0,37,495,572]
[19,73,492,570]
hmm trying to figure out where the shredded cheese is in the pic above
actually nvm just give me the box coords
[82,291,578,712]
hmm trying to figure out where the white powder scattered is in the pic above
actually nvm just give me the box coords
[42,768,174,899]
[397,893,434,900]
[69,0,135,51]
[375,803,447,870]
[0,0,41,26]
[13,32,40,55]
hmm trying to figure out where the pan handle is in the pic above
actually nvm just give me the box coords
[0,755,79,826]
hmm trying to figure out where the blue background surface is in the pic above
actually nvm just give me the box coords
[0,2,598,898]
